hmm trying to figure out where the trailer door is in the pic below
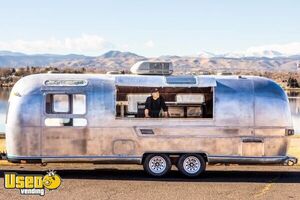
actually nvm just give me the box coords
[41,91,88,157]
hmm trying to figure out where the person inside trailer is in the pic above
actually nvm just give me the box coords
[144,88,168,118]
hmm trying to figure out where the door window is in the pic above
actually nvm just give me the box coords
[45,93,87,127]
[46,93,86,114]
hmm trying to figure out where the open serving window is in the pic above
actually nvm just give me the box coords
[116,86,213,119]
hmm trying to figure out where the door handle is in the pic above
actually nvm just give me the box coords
[242,137,264,143]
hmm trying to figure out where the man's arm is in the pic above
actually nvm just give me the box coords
[144,109,150,118]
[160,96,168,117]
[144,97,151,118]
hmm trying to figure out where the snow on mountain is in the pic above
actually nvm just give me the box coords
[222,50,285,58]
[197,51,216,58]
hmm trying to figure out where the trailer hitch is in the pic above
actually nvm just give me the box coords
[0,151,7,160]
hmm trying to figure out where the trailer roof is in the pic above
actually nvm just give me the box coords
[10,73,278,96]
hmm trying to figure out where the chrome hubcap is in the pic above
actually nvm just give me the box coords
[149,156,167,174]
[183,156,201,174]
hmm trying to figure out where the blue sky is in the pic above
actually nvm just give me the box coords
[0,0,300,56]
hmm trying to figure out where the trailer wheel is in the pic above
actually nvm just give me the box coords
[177,154,206,177]
[143,154,172,177]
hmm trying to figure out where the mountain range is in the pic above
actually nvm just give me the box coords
[0,50,299,72]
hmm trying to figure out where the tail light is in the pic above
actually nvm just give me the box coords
[286,129,295,136]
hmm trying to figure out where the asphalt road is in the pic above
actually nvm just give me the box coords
[0,164,300,200]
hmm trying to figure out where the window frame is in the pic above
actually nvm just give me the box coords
[44,117,88,127]
[115,86,215,121]
[72,94,87,115]
[51,94,72,114]
[43,92,88,127]
[44,92,87,115]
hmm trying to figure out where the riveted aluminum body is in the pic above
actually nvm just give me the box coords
[5,73,294,164]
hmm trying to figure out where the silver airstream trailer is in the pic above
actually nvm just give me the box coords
[5,61,297,177]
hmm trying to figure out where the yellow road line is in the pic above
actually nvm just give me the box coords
[254,183,273,198]
[254,176,280,198]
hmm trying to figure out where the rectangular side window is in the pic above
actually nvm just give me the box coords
[73,94,86,114]
[45,118,87,127]
[46,93,86,114]
[45,93,87,127]
[53,94,70,113]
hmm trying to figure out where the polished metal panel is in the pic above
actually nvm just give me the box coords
[253,77,292,127]
[5,73,294,165]
[115,74,216,87]
[215,78,254,127]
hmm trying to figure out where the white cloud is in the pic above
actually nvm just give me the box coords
[145,40,154,48]
[246,42,300,56]
[0,34,114,55]
[120,44,130,51]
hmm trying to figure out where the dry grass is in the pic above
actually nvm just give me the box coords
[287,137,300,165]
[0,138,5,152]
[288,147,300,158]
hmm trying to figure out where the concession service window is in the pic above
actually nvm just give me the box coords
[115,86,213,119]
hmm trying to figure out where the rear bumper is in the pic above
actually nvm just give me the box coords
[208,155,298,165]
[283,156,298,166]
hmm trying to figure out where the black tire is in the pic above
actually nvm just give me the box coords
[143,154,172,177]
[177,154,206,177]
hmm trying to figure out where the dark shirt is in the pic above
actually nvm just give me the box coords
[145,96,168,118]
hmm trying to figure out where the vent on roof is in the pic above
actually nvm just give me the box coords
[166,76,197,84]
[130,61,173,75]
